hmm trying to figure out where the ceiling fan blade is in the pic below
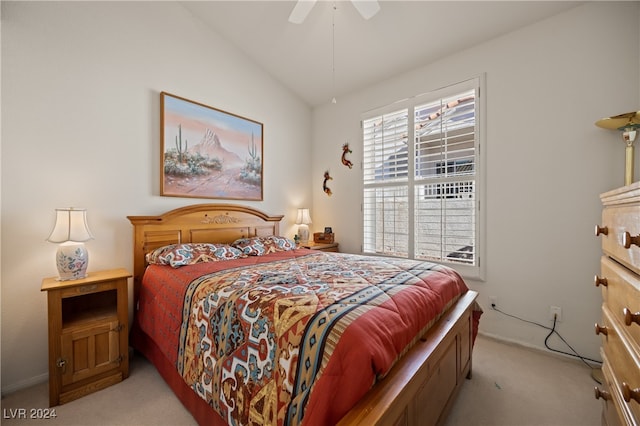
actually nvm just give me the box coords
[288,0,318,24]
[351,0,380,20]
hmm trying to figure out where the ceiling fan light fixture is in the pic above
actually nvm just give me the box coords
[351,0,380,20]
[288,0,380,24]
[288,0,318,24]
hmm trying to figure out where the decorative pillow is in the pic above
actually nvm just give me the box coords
[145,243,244,268]
[231,237,267,256]
[231,236,296,256]
[262,236,296,252]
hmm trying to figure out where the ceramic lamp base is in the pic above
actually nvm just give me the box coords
[56,241,89,281]
[298,224,310,244]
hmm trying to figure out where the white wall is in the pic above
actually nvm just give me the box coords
[311,2,640,361]
[1,1,312,393]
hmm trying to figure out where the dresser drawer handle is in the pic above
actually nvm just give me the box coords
[595,225,608,236]
[622,382,640,404]
[623,231,640,249]
[594,386,612,401]
[623,308,640,327]
[594,276,608,287]
[595,323,608,336]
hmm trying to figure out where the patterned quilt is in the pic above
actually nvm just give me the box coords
[136,249,470,426]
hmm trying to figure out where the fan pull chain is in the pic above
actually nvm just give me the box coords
[331,2,337,104]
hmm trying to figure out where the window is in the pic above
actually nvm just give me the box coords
[362,77,483,278]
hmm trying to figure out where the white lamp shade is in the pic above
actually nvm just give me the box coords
[47,208,93,243]
[295,208,312,225]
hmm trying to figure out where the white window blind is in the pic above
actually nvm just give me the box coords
[362,78,481,276]
[363,109,409,257]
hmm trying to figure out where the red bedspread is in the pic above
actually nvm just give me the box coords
[134,249,470,426]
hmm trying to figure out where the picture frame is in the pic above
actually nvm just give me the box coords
[324,227,333,234]
[160,92,263,200]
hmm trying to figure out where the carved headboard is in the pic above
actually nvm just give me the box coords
[127,204,284,308]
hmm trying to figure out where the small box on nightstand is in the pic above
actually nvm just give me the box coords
[313,232,335,244]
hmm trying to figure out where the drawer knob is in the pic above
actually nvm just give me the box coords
[56,357,67,374]
[595,225,609,236]
[623,308,640,327]
[622,382,640,404]
[594,386,612,401]
[623,231,640,249]
[594,275,608,287]
[595,323,608,336]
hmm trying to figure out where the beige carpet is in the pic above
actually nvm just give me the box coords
[1,335,601,425]
[443,335,601,426]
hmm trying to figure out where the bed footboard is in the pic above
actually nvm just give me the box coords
[338,290,478,426]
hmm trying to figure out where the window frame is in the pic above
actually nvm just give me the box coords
[361,76,485,281]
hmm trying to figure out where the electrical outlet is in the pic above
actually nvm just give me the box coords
[549,306,562,322]
[489,296,497,309]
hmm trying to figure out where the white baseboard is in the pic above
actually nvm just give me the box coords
[1,372,48,397]
[477,331,601,366]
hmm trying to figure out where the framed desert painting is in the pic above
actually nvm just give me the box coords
[160,92,263,200]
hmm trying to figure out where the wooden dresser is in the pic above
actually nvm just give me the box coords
[596,182,640,425]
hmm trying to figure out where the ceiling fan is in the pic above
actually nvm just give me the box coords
[288,0,380,24]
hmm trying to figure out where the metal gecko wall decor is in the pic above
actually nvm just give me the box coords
[323,170,333,196]
[341,143,353,169]
[321,143,353,196]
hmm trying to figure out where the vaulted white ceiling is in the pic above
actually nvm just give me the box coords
[181,1,582,107]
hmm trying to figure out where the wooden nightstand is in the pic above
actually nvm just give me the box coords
[41,268,131,406]
[301,242,339,252]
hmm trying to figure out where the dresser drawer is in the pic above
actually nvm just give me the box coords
[600,256,640,348]
[601,352,629,426]
[599,307,640,423]
[601,205,640,275]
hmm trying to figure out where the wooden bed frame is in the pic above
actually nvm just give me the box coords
[127,204,479,426]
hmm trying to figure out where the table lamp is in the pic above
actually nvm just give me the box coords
[595,111,640,186]
[295,208,312,244]
[47,208,94,281]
